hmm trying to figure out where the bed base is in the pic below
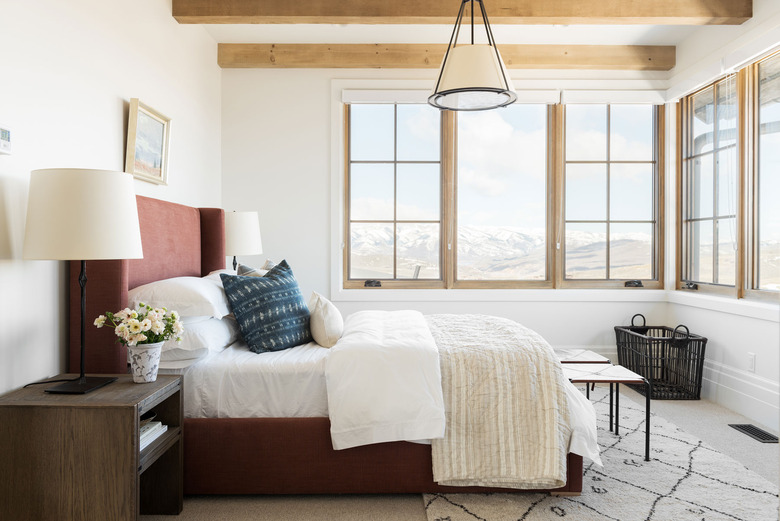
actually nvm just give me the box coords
[183,417,583,495]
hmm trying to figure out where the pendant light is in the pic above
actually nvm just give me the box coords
[429,0,517,111]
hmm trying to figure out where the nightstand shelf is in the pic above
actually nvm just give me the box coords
[0,374,183,521]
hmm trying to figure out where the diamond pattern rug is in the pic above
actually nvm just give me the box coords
[424,386,778,521]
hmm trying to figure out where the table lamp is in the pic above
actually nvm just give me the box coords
[224,211,263,271]
[24,168,143,394]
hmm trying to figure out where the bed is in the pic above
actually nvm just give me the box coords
[69,195,585,495]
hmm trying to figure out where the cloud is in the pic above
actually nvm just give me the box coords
[457,111,547,199]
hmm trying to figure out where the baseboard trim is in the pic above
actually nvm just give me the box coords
[701,359,779,432]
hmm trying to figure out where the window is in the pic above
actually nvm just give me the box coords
[455,105,551,286]
[678,48,780,299]
[344,100,662,290]
[563,104,661,286]
[346,104,444,287]
[753,53,780,292]
[680,77,738,290]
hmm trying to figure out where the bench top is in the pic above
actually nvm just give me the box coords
[562,363,645,384]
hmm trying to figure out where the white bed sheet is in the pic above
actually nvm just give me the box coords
[160,340,330,418]
[159,321,599,464]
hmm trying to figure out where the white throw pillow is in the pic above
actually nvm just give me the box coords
[128,276,231,319]
[308,291,344,348]
[160,316,239,362]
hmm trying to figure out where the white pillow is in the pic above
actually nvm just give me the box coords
[128,276,231,319]
[160,316,239,362]
[308,291,344,348]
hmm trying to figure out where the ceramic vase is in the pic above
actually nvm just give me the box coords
[128,341,163,383]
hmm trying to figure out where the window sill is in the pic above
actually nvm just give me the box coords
[667,291,779,322]
[331,288,668,303]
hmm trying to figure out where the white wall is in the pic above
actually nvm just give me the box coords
[0,0,222,394]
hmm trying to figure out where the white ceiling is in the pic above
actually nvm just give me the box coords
[203,24,699,46]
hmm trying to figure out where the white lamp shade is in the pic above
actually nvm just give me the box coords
[224,211,263,256]
[23,169,143,260]
[429,45,517,110]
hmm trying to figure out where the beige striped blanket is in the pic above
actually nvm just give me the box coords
[427,314,572,489]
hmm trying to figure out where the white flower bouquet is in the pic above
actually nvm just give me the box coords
[94,303,184,347]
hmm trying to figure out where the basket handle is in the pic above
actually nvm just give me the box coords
[631,314,646,327]
[673,324,690,338]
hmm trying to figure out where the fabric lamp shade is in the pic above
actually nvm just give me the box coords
[430,44,516,110]
[225,211,263,256]
[429,0,516,111]
[24,168,143,260]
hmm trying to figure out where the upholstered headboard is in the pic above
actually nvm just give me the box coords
[68,195,225,374]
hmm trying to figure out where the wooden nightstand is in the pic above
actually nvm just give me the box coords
[0,374,183,520]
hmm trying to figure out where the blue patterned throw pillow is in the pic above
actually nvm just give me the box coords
[220,260,312,353]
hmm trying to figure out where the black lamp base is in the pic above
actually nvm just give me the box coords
[44,376,118,395]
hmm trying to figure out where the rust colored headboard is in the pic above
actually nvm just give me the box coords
[68,196,225,374]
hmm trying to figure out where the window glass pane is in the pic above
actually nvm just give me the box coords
[692,154,714,219]
[350,223,393,279]
[350,163,394,220]
[610,223,653,279]
[566,163,606,221]
[689,220,714,284]
[566,104,607,161]
[610,163,653,221]
[565,223,607,279]
[350,104,394,161]
[716,148,737,217]
[758,55,780,290]
[717,78,738,148]
[716,218,736,285]
[396,104,440,161]
[692,87,714,155]
[457,105,547,281]
[397,223,440,279]
[397,164,440,221]
[610,105,653,161]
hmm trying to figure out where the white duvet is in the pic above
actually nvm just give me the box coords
[325,310,446,450]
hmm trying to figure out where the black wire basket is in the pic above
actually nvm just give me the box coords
[615,314,707,400]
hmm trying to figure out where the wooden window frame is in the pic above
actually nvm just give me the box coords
[558,104,665,289]
[677,48,780,301]
[343,103,447,289]
[450,106,556,289]
[678,77,740,297]
[343,101,665,290]
[744,50,780,302]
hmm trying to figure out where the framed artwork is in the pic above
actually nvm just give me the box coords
[125,98,170,185]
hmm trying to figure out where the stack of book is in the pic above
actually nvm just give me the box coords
[139,420,168,451]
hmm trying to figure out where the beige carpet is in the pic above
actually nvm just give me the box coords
[141,494,428,521]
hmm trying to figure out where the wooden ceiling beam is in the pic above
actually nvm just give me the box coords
[218,43,676,71]
[174,0,751,25]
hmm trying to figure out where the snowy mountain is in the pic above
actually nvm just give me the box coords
[350,224,654,280]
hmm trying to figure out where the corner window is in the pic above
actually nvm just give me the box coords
[680,78,738,289]
[754,53,780,292]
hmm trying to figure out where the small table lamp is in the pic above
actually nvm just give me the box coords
[224,211,263,271]
[24,169,143,394]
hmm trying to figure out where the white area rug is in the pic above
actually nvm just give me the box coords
[424,386,778,521]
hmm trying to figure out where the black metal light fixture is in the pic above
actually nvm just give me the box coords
[429,0,517,111]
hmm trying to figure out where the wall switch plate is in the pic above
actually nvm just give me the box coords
[0,127,10,155]
[747,352,756,373]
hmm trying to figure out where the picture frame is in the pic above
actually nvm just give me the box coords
[125,98,170,185]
